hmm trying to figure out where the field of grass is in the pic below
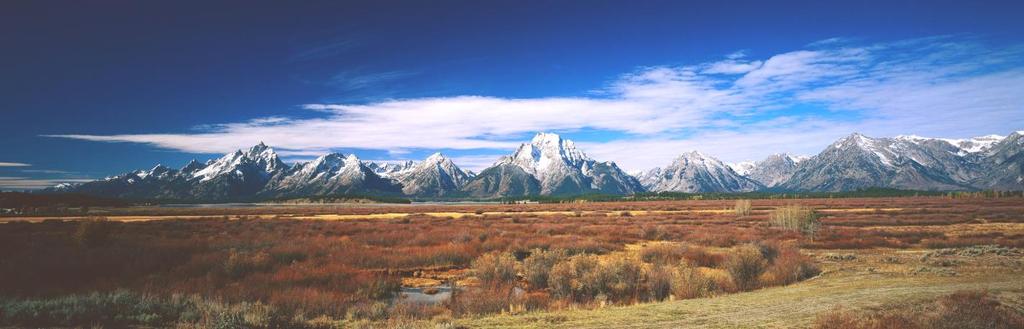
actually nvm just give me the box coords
[1,196,1022,328]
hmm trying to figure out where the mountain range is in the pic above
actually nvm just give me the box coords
[46,131,1024,201]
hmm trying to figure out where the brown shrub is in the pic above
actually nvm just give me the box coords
[549,254,598,302]
[224,249,273,278]
[734,199,752,216]
[598,254,644,303]
[724,244,767,291]
[640,243,686,265]
[521,248,567,290]
[681,246,725,268]
[448,284,513,316]
[670,265,718,299]
[515,291,552,312]
[645,265,673,301]
[814,308,918,329]
[928,291,1024,329]
[761,240,823,286]
[760,243,820,286]
[471,251,518,285]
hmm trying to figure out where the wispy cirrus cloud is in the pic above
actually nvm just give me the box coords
[329,69,420,92]
[0,162,31,167]
[288,37,362,62]
[47,36,1024,171]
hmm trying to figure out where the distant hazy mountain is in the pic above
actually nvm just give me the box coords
[263,153,402,197]
[461,133,642,197]
[736,153,806,188]
[641,151,763,193]
[970,131,1024,190]
[779,132,1007,191]
[53,143,289,201]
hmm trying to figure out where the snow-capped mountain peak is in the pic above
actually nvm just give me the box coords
[506,132,591,175]
[467,132,641,196]
[398,152,471,196]
[896,133,1006,156]
[367,160,416,178]
[728,161,756,176]
[343,154,361,165]
[642,151,761,193]
[423,152,446,164]
[192,143,286,182]
[181,159,205,174]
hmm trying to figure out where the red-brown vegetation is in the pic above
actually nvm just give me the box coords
[0,196,1021,326]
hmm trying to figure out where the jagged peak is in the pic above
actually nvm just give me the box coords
[836,132,871,144]
[315,152,346,161]
[181,159,205,174]
[502,132,591,173]
[245,142,277,158]
[305,153,346,169]
[424,152,446,163]
[675,150,719,163]
[760,153,804,164]
[681,150,707,157]
[531,132,563,145]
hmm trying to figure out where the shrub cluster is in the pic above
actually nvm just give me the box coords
[521,248,568,289]
[472,252,518,285]
[734,199,752,216]
[514,242,817,306]
[0,291,316,328]
[769,205,820,237]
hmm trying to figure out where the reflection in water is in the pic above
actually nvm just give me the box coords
[395,284,453,304]
[395,285,525,305]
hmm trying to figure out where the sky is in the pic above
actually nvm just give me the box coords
[2,0,1024,190]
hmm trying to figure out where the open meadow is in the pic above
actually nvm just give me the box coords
[1,196,1023,328]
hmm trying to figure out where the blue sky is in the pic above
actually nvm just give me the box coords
[2,0,1024,190]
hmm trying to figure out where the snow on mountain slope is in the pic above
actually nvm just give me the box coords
[740,154,803,188]
[464,132,642,196]
[644,151,762,193]
[366,160,416,178]
[398,153,471,197]
[192,142,286,182]
[728,161,756,176]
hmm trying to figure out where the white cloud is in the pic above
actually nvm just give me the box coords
[0,162,31,167]
[0,177,93,190]
[47,36,1024,172]
[702,59,763,74]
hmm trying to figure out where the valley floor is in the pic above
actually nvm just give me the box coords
[2,197,1023,328]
